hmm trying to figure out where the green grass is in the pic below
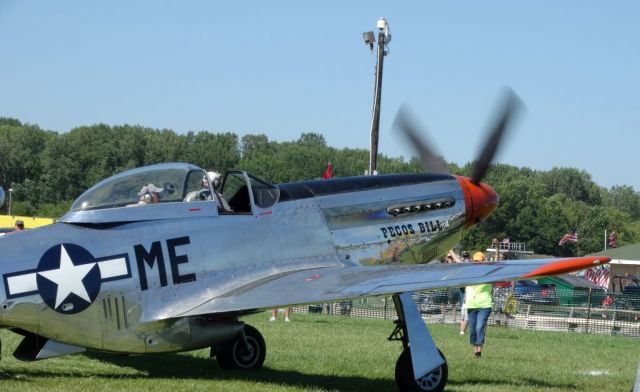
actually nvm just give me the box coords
[0,312,638,391]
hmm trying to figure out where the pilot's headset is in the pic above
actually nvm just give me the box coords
[142,190,153,204]
[139,185,153,203]
[139,184,163,203]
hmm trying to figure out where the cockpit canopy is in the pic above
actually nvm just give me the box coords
[64,163,280,225]
[70,163,209,211]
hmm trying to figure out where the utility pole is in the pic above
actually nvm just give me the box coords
[8,188,13,216]
[362,18,391,176]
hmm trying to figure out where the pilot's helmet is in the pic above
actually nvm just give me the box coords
[206,171,221,189]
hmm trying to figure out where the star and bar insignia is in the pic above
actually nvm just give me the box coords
[3,243,131,314]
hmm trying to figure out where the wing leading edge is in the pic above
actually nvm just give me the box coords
[142,256,609,322]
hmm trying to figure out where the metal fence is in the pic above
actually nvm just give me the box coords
[293,288,640,338]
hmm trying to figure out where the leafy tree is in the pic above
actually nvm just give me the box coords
[182,131,240,171]
[539,167,602,205]
[603,185,640,220]
[0,119,52,201]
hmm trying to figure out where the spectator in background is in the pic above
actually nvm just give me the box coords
[464,252,493,358]
[459,251,471,335]
[14,220,24,231]
[443,251,465,323]
[270,308,290,322]
[5,220,25,235]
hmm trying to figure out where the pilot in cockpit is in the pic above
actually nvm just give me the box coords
[183,171,230,211]
[137,184,163,205]
[206,171,231,212]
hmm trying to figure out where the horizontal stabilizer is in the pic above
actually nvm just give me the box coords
[13,332,85,361]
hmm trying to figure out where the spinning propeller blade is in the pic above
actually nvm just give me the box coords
[471,89,523,184]
[395,88,523,184]
[393,106,450,174]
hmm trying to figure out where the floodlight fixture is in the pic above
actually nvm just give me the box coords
[362,31,375,51]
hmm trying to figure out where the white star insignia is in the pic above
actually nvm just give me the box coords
[38,245,96,309]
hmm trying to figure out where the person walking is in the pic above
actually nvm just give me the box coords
[459,252,471,335]
[464,252,493,358]
[270,308,290,322]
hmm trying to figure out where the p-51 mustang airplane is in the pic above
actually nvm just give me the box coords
[0,94,609,392]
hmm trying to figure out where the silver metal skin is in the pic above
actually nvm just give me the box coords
[0,163,609,387]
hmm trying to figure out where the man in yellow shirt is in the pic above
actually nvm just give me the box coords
[464,252,493,358]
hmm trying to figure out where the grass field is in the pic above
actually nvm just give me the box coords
[0,312,638,391]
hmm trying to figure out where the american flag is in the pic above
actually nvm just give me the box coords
[558,229,579,246]
[584,266,611,288]
[597,268,611,288]
[607,231,617,248]
[584,267,595,282]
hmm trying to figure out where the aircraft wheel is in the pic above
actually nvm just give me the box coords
[394,349,447,392]
[216,324,266,370]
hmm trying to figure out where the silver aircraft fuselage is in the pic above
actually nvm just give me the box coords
[0,163,496,355]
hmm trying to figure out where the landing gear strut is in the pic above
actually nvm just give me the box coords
[389,293,448,392]
[214,324,266,370]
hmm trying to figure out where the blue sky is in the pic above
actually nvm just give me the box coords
[1,1,638,190]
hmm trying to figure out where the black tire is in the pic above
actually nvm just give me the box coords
[395,349,448,392]
[215,324,266,370]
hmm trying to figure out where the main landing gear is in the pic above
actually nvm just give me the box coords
[211,324,266,370]
[208,296,447,392]
[389,293,448,392]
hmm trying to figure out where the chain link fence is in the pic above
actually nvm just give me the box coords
[292,288,640,338]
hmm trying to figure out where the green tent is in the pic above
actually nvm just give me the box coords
[538,274,605,306]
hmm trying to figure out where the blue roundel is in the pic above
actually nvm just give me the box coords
[36,243,101,314]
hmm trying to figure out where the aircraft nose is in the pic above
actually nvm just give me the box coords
[456,176,499,227]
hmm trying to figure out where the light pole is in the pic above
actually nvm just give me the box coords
[363,17,391,176]
[8,188,13,216]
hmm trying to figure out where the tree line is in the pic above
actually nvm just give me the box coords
[1,117,638,256]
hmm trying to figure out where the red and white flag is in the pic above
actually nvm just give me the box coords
[584,266,610,288]
[607,231,618,248]
[595,267,611,288]
[559,229,579,246]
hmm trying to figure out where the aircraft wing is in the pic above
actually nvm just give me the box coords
[141,256,609,322]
